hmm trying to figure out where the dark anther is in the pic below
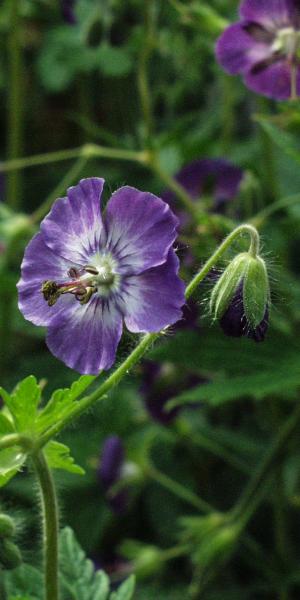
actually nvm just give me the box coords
[41,280,60,307]
[84,265,99,275]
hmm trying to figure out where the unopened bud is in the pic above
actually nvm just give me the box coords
[210,252,270,341]
[0,539,22,570]
[0,514,15,539]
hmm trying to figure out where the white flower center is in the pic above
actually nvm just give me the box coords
[272,27,300,58]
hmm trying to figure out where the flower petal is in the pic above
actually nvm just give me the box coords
[46,296,123,374]
[41,178,105,264]
[17,232,75,326]
[216,23,273,75]
[245,59,297,99]
[104,186,179,275]
[123,250,185,333]
[240,0,299,29]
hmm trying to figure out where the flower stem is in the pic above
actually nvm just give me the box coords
[7,0,23,209]
[31,156,89,224]
[145,463,213,513]
[31,450,59,600]
[232,402,300,529]
[137,0,156,144]
[35,224,260,448]
[251,192,300,227]
[147,154,199,217]
[185,223,260,298]
[0,144,146,173]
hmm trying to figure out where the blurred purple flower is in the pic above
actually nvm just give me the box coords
[60,0,77,24]
[17,178,185,375]
[98,436,129,514]
[141,360,205,426]
[216,0,300,100]
[163,159,244,216]
[220,281,269,342]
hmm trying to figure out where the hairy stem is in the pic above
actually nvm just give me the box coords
[7,0,23,208]
[32,451,59,600]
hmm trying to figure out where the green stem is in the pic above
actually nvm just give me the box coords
[185,223,260,298]
[7,0,23,208]
[0,568,7,600]
[146,464,213,513]
[0,144,146,173]
[32,450,59,600]
[0,433,31,451]
[251,193,300,227]
[137,0,156,145]
[148,154,199,217]
[232,402,300,528]
[36,224,260,448]
[186,430,249,475]
[31,156,89,224]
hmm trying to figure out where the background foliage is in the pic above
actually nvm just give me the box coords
[1,0,300,598]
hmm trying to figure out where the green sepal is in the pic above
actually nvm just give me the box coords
[243,256,269,328]
[0,514,15,539]
[0,538,22,570]
[209,253,249,319]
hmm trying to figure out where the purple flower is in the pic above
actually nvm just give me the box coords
[98,436,128,514]
[60,0,77,24]
[17,178,185,374]
[140,360,205,426]
[163,159,244,215]
[220,281,269,342]
[216,0,300,100]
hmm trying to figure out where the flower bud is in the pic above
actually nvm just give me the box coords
[210,252,270,341]
[0,538,22,570]
[0,514,15,539]
[120,540,163,579]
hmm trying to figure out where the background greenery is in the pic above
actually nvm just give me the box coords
[1,0,300,598]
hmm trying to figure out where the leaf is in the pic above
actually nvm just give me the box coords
[1,376,41,433]
[44,441,85,475]
[37,375,94,435]
[0,412,15,435]
[167,356,300,408]
[110,576,135,600]
[0,448,26,487]
[59,527,110,600]
[256,117,300,165]
[4,564,43,600]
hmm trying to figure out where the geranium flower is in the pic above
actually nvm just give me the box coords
[98,436,129,514]
[17,178,185,374]
[60,0,77,24]
[216,0,300,100]
[162,159,244,216]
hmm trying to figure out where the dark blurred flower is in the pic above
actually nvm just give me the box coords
[163,159,244,216]
[216,0,300,100]
[210,252,270,342]
[60,0,77,25]
[98,436,129,515]
[141,360,205,426]
[220,281,269,341]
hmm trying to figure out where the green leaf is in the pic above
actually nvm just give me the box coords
[4,564,43,599]
[0,448,26,487]
[44,441,85,475]
[97,43,133,77]
[0,412,15,435]
[110,576,135,600]
[1,376,40,433]
[167,356,300,407]
[37,375,94,435]
[256,117,300,166]
[59,527,110,600]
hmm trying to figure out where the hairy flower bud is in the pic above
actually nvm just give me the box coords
[0,539,22,570]
[210,252,270,341]
[0,514,15,539]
